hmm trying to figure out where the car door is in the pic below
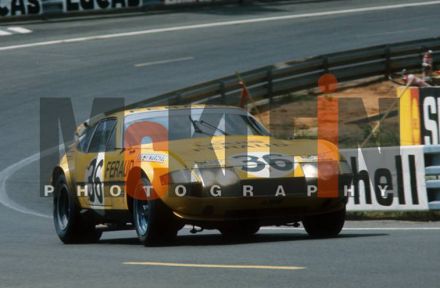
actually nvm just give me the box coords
[99,119,129,211]
[75,118,117,210]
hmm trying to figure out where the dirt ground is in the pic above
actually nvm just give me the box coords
[257,79,402,147]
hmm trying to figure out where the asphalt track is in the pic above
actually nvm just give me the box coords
[1,1,440,287]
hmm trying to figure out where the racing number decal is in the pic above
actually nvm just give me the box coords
[262,154,294,171]
[231,153,296,178]
[232,155,265,172]
[85,153,105,206]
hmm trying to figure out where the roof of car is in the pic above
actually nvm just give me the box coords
[86,105,245,126]
[121,104,243,115]
[78,105,249,136]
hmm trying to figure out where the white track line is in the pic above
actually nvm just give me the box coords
[7,26,32,34]
[260,227,440,231]
[0,29,12,36]
[182,225,440,231]
[0,152,51,218]
[343,227,440,230]
[1,1,440,51]
[134,56,194,67]
[0,146,63,218]
[123,261,305,270]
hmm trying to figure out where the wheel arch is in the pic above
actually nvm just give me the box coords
[51,166,73,187]
[51,166,76,199]
[51,166,65,185]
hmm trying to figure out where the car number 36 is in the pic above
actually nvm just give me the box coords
[230,153,296,177]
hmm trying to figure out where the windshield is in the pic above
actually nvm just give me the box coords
[124,108,269,145]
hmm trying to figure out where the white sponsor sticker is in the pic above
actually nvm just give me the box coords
[342,146,428,211]
[140,153,167,163]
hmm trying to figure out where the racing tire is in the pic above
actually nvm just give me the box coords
[302,208,346,238]
[132,176,179,246]
[53,175,102,244]
[219,223,260,239]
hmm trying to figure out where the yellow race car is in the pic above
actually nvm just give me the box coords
[51,105,352,245]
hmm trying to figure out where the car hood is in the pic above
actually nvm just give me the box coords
[141,135,339,177]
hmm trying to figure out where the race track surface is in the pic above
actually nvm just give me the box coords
[1,1,439,287]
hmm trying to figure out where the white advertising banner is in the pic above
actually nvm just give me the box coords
[342,146,429,211]
[0,0,41,17]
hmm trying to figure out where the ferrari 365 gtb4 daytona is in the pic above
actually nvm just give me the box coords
[51,105,352,245]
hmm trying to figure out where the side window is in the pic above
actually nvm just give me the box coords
[106,125,117,151]
[88,119,117,153]
[77,127,95,152]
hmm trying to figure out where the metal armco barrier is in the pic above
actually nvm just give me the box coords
[424,145,440,210]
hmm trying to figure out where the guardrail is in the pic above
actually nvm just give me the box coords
[123,36,440,110]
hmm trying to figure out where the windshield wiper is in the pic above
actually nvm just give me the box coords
[189,116,211,135]
[198,120,229,136]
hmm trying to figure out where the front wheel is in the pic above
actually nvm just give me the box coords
[302,208,346,238]
[53,175,102,244]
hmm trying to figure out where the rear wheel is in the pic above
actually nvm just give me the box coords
[302,208,346,238]
[53,175,102,244]
[132,176,179,246]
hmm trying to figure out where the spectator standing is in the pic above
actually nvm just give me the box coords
[422,49,433,81]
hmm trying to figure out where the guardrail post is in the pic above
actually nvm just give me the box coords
[385,45,391,76]
[172,93,182,105]
[322,56,329,73]
[219,81,226,104]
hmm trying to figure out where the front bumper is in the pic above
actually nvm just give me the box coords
[162,174,352,224]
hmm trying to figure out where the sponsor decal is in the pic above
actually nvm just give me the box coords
[343,146,428,211]
[419,88,440,145]
[401,87,440,146]
[105,159,134,179]
[1,0,227,17]
[140,153,167,163]
[399,87,421,146]
[64,0,141,12]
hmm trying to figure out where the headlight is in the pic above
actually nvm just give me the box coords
[198,167,239,187]
[199,169,216,187]
[165,169,198,184]
[301,161,351,179]
[163,167,240,187]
